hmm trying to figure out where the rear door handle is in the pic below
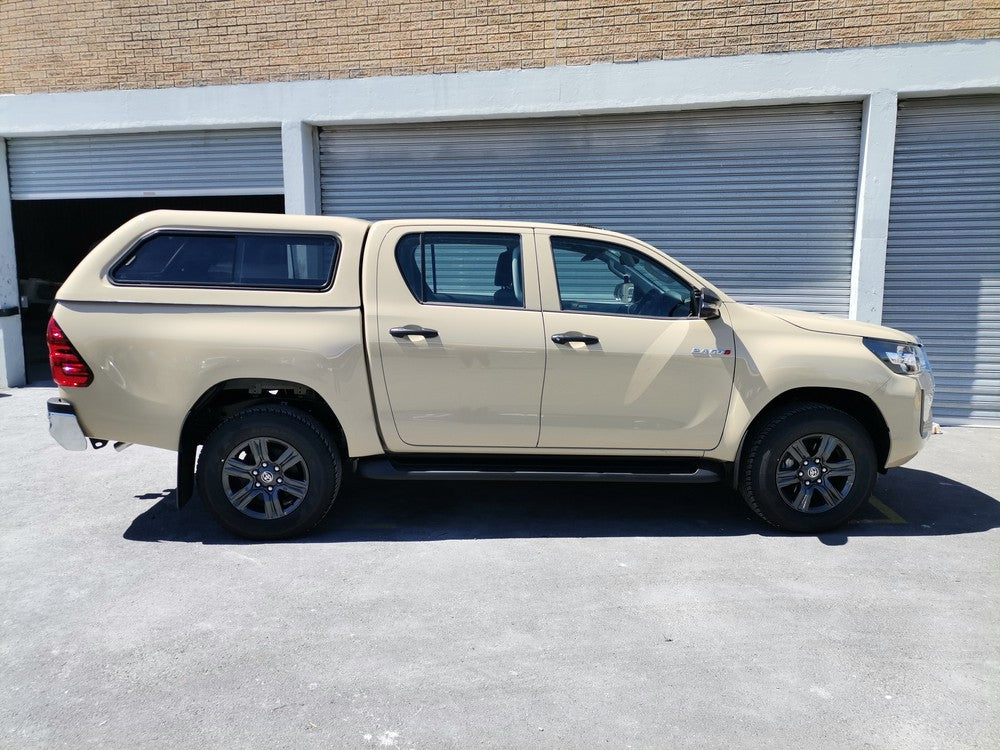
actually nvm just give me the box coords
[390,325,439,339]
[551,332,599,345]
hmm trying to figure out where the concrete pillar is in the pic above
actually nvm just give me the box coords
[848,90,898,324]
[281,121,321,215]
[0,139,26,388]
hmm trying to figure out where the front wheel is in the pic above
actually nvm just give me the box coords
[196,405,341,540]
[739,403,877,533]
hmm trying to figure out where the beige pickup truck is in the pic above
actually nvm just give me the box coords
[46,210,933,539]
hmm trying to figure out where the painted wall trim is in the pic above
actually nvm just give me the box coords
[1,41,998,137]
[849,91,898,324]
[281,122,320,216]
[0,139,26,388]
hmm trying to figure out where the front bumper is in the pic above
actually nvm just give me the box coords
[47,398,88,451]
[878,369,935,468]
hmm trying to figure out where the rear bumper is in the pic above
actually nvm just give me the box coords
[47,398,88,451]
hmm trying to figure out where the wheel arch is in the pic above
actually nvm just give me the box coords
[176,378,348,508]
[731,387,890,488]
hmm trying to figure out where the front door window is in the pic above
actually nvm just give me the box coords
[551,236,694,318]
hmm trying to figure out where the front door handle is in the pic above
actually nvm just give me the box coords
[390,325,439,339]
[551,332,599,346]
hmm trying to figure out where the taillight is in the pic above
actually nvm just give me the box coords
[46,318,93,387]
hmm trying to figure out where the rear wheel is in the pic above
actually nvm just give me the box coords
[740,403,877,532]
[196,405,341,540]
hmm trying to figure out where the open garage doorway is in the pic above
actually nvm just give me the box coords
[13,194,284,383]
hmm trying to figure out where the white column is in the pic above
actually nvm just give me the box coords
[848,90,898,323]
[0,139,26,388]
[281,121,321,215]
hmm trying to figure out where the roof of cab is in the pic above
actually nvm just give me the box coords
[94,209,648,245]
[56,209,725,307]
[122,209,372,233]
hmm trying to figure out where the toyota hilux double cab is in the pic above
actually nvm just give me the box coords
[46,210,934,539]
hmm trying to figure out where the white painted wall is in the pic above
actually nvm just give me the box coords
[0,140,26,387]
[281,121,320,215]
[0,40,998,385]
[1,41,997,135]
[849,91,899,324]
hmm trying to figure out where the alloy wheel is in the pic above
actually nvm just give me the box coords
[774,433,857,514]
[221,436,310,520]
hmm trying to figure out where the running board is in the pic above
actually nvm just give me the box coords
[357,456,724,484]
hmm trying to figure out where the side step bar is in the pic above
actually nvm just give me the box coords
[357,457,724,484]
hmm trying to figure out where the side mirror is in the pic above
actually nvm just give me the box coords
[692,288,721,320]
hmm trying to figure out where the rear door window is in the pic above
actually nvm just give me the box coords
[112,231,338,290]
[395,232,524,308]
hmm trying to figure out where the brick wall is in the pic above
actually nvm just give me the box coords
[1,1,997,94]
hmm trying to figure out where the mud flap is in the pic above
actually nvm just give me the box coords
[176,440,196,509]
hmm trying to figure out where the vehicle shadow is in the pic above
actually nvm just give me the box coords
[122,466,1000,545]
[21,377,57,388]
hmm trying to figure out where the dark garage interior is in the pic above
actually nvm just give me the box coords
[14,194,284,382]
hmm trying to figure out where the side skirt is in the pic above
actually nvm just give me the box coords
[357,454,725,484]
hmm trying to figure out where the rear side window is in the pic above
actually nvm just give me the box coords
[394,232,524,308]
[112,231,338,290]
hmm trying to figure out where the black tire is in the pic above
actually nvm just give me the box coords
[739,403,877,533]
[196,405,341,540]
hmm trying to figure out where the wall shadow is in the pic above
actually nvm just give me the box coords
[123,466,1000,545]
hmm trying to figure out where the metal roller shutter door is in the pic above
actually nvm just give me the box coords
[320,103,862,315]
[6,128,283,199]
[884,96,1000,423]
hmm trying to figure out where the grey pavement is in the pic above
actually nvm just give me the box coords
[1,385,998,749]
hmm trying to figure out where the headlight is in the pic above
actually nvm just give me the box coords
[863,338,929,375]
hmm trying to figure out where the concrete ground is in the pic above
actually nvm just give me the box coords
[1,386,998,750]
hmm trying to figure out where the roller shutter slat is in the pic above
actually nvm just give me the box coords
[320,103,861,316]
[884,96,1000,423]
[7,129,284,199]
